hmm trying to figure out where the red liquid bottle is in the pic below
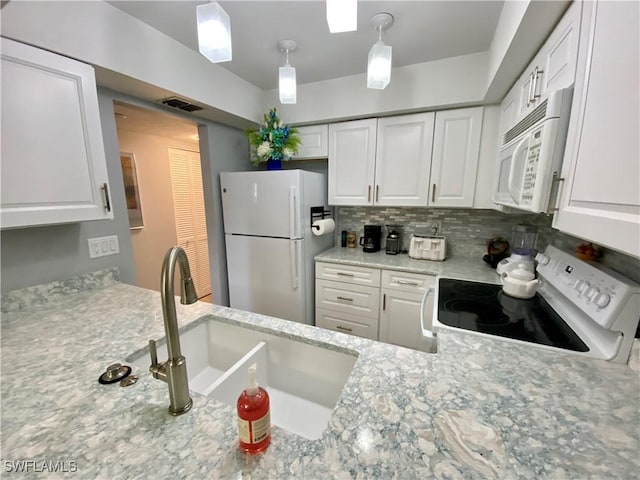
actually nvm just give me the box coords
[237,363,271,453]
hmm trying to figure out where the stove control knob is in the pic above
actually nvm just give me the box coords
[585,286,599,299]
[536,253,550,266]
[593,292,611,308]
[575,280,590,293]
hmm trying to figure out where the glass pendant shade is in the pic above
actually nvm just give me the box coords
[279,65,297,104]
[196,2,232,63]
[326,0,357,33]
[367,40,392,89]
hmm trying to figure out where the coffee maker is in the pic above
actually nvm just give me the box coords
[360,225,382,253]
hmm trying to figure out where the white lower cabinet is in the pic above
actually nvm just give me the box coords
[315,261,436,351]
[315,262,381,339]
[315,279,380,319]
[315,308,378,340]
[379,271,435,351]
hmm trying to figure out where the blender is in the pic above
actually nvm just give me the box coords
[496,225,538,276]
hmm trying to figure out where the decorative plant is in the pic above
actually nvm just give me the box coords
[245,108,301,166]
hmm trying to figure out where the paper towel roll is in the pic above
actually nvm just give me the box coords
[312,218,335,236]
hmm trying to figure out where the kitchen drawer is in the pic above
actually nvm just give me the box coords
[315,262,381,287]
[315,279,380,319]
[315,308,378,340]
[381,270,435,293]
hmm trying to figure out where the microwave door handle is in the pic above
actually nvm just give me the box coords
[508,136,529,203]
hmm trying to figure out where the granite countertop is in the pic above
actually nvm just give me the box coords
[1,270,639,479]
[315,247,500,283]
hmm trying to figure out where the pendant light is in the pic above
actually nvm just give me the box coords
[196,1,232,63]
[278,40,297,104]
[367,13,394,90]
[326,0,357,33]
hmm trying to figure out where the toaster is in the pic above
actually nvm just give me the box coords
[409,235,446,261]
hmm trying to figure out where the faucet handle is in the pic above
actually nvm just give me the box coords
[149,339,158,366]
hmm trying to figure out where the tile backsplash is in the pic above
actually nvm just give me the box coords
[335,207,640,283]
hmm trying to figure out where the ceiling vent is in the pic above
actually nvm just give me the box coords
[160,97,204,113]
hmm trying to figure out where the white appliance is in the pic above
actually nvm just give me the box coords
[494,87,573,213]
[495,253,535,276]
[220,170,333,325]
[427,245,640,364]
[409,235,446,261]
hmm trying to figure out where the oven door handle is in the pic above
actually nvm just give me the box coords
[420,287,435,338]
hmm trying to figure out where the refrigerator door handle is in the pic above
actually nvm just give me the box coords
[289,240,299,290]
[289,186,297,239]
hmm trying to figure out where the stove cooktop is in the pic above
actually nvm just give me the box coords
[436,278,589,352]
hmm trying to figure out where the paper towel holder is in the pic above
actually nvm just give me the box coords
[310,206,331,230]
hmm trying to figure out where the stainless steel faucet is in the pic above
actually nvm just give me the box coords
[148,246,198,415]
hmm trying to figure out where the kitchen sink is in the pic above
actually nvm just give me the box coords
[128,317,358,440]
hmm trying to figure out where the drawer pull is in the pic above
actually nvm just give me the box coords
[336,325,353,333]
[336,272,355,277]
[336,296,353,302]
[397,280,420,286]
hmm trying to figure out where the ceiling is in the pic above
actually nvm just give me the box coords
[113,101,199,144]
[108,1,504,90]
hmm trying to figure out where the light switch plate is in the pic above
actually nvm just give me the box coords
[88,235,120,259]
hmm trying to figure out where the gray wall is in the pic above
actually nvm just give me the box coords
[199,123,251,306]
[0,90,136,293]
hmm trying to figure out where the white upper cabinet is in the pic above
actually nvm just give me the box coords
[429,107,483,208]
[514,1,581,124]
[552,0,640,259]
[328,110,484,207]
[374,113,434,206]
[328,119,377,205]
[0,38,112,229]
[292,124,328,159]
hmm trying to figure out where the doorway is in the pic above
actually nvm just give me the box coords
[113,101,212,300]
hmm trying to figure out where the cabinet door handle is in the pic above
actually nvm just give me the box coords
[375,185,379,202]
[431,184,436,203]
[532,66,543,103]
[336,272,355,277]
[367,185,371,202]
[527,71,534,107]
[382,293,386,310]
[336,325,353,333]
[397,280,420,286]
[101,183,111,212]
[336,296,353,302]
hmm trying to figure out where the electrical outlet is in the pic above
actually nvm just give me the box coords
[88,235,120,259]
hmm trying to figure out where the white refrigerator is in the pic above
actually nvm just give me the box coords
[220,170,333,325]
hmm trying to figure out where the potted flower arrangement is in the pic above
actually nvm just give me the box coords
[245,108,301,170]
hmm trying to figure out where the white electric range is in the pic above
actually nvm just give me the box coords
[427,245,640,363]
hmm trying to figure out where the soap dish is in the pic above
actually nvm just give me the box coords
[98,363,132,385]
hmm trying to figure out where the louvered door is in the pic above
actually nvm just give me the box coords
[169,148,211,298]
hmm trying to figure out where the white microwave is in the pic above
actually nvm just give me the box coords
[494,87,573,213]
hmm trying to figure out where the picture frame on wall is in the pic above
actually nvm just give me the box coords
[120,152,144,229]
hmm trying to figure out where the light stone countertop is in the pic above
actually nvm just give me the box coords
[1,270,639,479]
[315,247,500,283]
